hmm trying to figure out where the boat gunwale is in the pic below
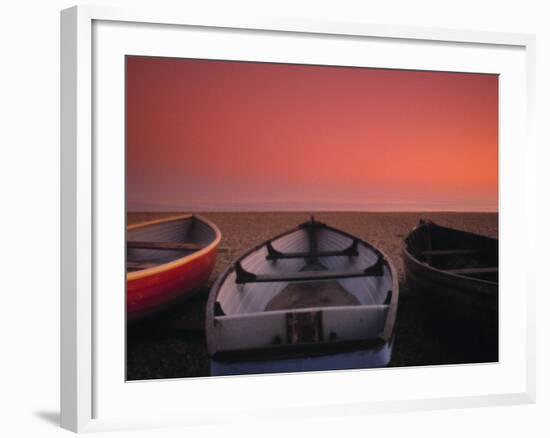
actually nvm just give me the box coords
[402,221,498,288]
[206,220,399,355]
[126,213,222,281]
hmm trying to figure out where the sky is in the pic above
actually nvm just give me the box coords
[126,56,498,212]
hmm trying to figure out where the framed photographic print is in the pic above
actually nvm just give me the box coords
[61,5,536,433]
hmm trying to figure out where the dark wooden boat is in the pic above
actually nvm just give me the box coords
[206,217,399,376]
[403,220,498,361]
[127,214,221,321]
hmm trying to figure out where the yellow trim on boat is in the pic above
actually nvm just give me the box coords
[126,214,222,281]
[127,213,193,231]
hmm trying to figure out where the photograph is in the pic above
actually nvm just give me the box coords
[125,56,498,380]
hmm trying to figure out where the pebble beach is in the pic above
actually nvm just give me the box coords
[127,211,498,380]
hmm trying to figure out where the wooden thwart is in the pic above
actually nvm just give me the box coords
[421,249,482,256]
[242,269,377,283]
[444,267,498,275]
[127,241,205,251]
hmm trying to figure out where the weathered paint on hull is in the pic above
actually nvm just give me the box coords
[127,247,218,321]
[210,342,393,376]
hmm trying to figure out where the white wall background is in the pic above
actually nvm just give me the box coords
[0,0,547,436]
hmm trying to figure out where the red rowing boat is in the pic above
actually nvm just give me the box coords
[126,214,221,320]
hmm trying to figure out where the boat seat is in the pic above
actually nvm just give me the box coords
[266,239,359,260]
[234,254,384,284]
[127,241,205,251]
[421,249,483,256]
[444,267,498,275]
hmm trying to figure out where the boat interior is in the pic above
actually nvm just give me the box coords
[215,219,394,316]
[126,216,217,273]
[406,221,498,283]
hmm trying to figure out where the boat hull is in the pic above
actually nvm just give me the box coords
[403,222,498,362]
[127,248,218,320]
[211,341,393,376]
[206,218,399,375]
[127,214,221,321]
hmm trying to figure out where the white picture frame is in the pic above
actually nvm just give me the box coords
[60,5,536,433]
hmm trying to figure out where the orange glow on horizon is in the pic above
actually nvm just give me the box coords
[126,57,498,212]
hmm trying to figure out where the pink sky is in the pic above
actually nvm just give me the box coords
[126,57,498,212]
